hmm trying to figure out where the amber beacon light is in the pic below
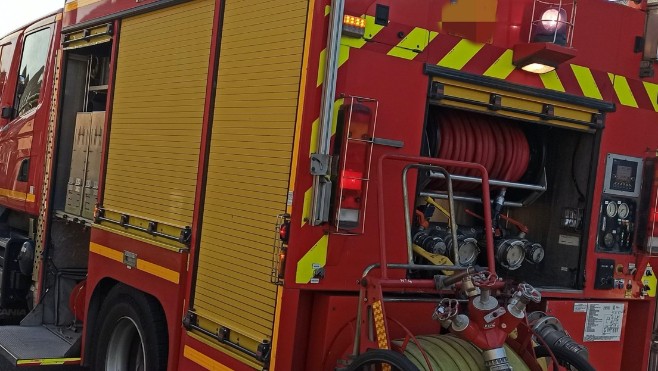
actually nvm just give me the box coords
[513,0,577,74]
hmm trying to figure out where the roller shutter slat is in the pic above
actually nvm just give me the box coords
[193,0,308,346]
[103,0,214,227]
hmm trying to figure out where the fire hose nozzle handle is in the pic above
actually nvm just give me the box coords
[432,298,459,322]
[518,283,541,303]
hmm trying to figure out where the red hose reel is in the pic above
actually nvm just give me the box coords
[435,112,530,187]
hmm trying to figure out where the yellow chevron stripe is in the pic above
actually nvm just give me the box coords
[437,39,484,70]
[571,65,603,100]
[296,235,328,283]
[643,81,658,112]
[317,16,384,87]
[607,73,638,108]
[482,49,515,79]
[387,28,438,60]
[540,70,566,92]
[302,187,312,227]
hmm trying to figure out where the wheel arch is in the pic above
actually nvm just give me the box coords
[83,278,169,366]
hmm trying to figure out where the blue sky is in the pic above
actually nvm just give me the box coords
[0,0,64,37]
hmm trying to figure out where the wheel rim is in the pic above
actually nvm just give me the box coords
[105,316,146,371]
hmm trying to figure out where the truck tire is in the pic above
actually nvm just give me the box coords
[534,345,595,371]
[91,284,168,371]
[343,349,420,371]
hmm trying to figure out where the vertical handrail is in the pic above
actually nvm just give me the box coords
[377,154,496,278]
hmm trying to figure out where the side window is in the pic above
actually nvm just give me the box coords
[13,28,52,118]
[0,45,5,97]
[0,44,10,98]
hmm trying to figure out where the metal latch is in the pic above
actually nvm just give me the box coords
[310,153,332,176]
[123,251,137,268]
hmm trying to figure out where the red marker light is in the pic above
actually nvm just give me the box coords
[279,221,290,243]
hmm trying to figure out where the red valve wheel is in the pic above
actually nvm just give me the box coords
[471,271,499,287]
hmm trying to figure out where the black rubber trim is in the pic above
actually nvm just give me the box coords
[424,64,616,113]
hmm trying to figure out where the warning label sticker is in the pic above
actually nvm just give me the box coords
[583,303,624,342]
[573,303,587,313]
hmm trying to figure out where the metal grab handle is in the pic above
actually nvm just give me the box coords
[376,154,497,278]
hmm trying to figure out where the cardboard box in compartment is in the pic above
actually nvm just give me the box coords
[64,112,105,219]
[82,111,104,219]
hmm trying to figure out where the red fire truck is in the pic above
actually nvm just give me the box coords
[0,0,657,370]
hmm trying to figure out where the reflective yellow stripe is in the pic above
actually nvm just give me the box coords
[89,242,180,284]
[16,358,80,366]
[136,259,179,284]
[644,81,658,112]
[89,242,123,262]
[437,39,484,70]
[607,73,638,108]
[302,187,313,227]
[482,49,515,79]
[372,300,388,349]
[387,28,438,60]
[571,65,603,100]
[540,70,566,92]
[296,235,328,283]
[183,345,232,371]
[0,187,35,203]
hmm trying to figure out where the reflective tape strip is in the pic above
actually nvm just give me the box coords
[437,39,485,70]
[571,65,603,100]
[387,28,438,60]
[89,242,180,284]
[482,49,515,79]
[296,235,328,283]
[302,187,313,227]
[608,73,638,108]
[643,81,658,112]
[183,345,232,371]
[372,300,389,349]
[16,357,81,366]
[0,187,36,203]
[540,70,566,92]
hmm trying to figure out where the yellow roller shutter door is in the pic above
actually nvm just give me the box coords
[193,0,308,350]
[103,0,214,228]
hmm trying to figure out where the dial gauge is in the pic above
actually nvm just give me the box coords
[606,202,617,218]
[618,203,630,219]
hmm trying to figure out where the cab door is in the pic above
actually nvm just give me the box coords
[0,25,54,212]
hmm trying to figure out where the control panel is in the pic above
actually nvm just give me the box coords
[603,154,643,197]
[597,197,636,253]
[597,154,643,253]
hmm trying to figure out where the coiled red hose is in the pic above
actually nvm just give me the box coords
[435,113,530,189]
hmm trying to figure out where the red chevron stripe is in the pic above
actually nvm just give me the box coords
[425,34,462,65]
[461,43,507,75]
[627,77,654,111]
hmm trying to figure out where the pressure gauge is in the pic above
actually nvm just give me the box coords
[606,202,617,218]
[618,203,630,219]
[457,237,479,266]
[524,242,545,264]
[495,239,526,270]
